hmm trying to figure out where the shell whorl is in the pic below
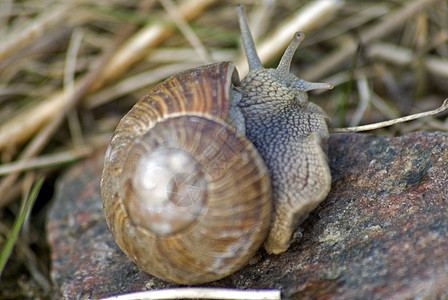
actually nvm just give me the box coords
[101,62,272,284]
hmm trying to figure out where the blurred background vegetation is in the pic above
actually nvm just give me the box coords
[0,0,447,298]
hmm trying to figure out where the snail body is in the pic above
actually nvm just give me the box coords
[101,6,333,285]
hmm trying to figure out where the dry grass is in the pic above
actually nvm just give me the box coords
[0,0,447,298]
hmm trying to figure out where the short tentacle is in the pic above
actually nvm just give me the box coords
[278,32,334,92]
[294,78,334,92]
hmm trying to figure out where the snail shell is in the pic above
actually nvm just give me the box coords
[101,62,272,284]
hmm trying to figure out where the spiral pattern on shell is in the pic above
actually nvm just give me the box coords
[101,62,272,284]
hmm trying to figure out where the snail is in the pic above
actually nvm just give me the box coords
[101,5,333,285]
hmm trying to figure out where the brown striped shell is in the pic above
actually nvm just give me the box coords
[101,62,272,284]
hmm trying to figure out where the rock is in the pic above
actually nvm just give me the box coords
[47,132,448,299]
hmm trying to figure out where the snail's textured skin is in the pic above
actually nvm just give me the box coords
[237,69,331,254]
